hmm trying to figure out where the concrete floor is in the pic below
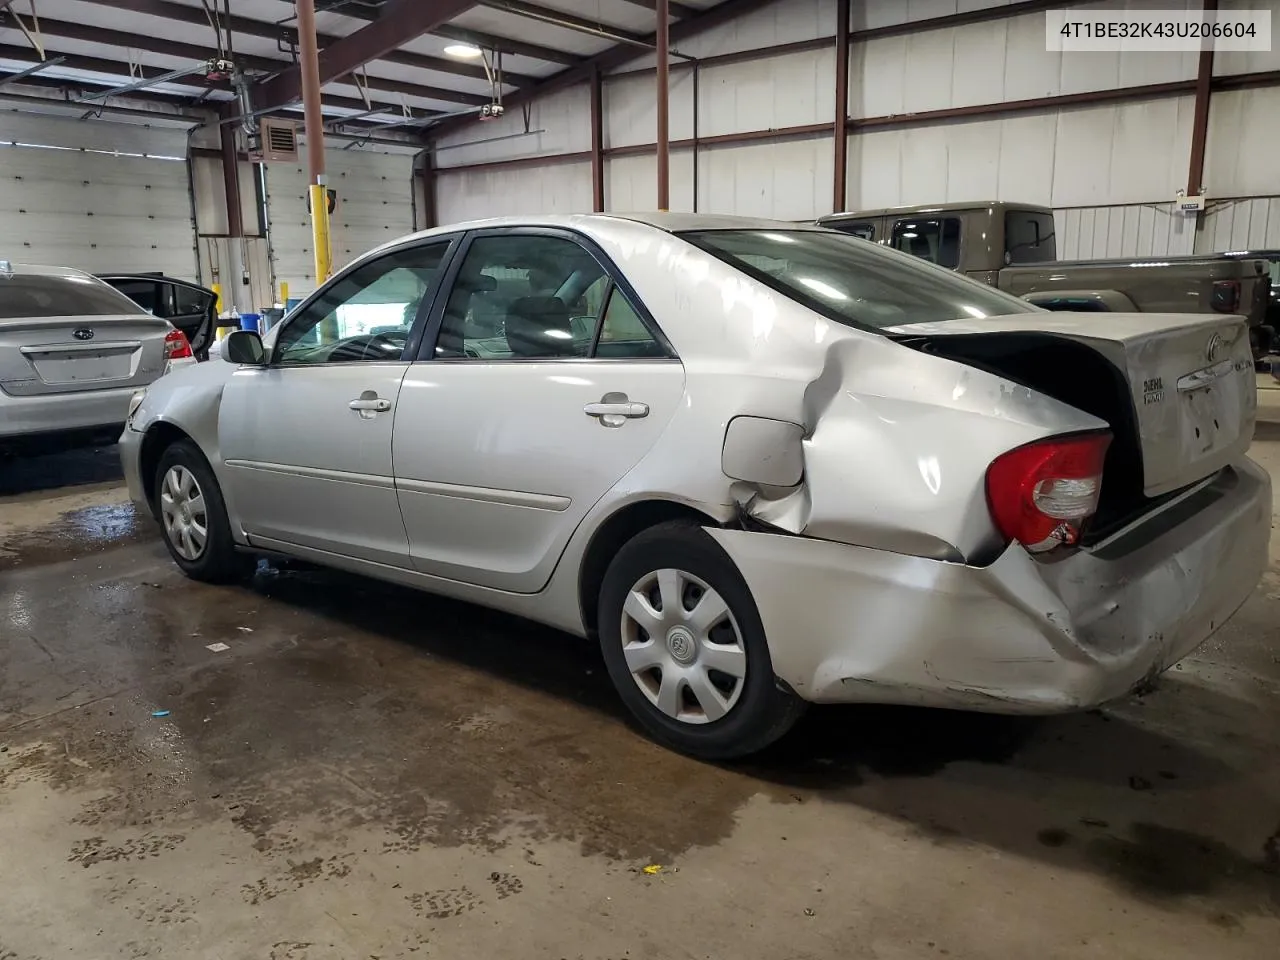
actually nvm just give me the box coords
[2,408,1279,960]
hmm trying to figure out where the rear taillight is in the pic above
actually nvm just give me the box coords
[164,328,193,360]
[985,431,1112,553]
[1211,279,1241,313]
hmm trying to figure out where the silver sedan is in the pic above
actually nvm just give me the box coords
[119,213,1270,758]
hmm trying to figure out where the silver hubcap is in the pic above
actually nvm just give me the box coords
[620,568,747,725]
[159,465,208,561]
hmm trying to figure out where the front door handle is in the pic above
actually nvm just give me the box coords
[349,392,392,419]
[584,392,648,428]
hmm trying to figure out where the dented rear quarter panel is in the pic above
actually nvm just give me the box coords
[577,218,1105,564]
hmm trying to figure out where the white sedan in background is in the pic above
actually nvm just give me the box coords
[120,214,1268,758]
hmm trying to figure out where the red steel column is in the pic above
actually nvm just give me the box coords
[591,65,605,212]
[656,0,670,210]
[1186,0,1218,196]
[833,0,850,212]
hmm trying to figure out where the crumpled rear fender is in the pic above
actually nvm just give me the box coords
[729,334,1106,562]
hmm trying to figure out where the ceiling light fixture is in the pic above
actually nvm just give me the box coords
[443,43,484,59]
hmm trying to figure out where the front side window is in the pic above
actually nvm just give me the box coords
[682,229,1037,331]
[275,242,449,365]
[891,217,961,269]
[1005,211,1056,264]
[435,234,607,360]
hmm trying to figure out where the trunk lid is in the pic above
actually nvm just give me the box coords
[0,314,172,397]
[887,312,1256,498]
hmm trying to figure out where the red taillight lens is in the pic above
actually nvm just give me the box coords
[1211,279,1241,313]
[985,431,1112,552]
[164,328,193,360]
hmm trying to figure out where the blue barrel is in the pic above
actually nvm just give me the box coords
[239,312,261,334]
[285,297,304,314]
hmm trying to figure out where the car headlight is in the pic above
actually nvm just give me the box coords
[126,389,147,426]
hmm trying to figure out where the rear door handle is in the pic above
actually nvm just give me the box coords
[584,393,648,427]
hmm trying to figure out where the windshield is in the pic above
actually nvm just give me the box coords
[680,229,1038,330]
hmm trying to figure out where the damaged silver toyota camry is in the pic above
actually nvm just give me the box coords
[120,213,1270,758]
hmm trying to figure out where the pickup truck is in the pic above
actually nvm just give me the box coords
[817,201,1273,359]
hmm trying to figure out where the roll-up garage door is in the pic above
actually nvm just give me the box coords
[0,114,198,280]
[264,148,416,298]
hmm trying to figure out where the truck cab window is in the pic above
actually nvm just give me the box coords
[1005,211,1056,264]
[891,218,961,269]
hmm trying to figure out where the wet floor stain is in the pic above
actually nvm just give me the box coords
[0,501,151,571]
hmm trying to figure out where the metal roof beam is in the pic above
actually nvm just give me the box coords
[72,0,535,84]
[255,0,480,111]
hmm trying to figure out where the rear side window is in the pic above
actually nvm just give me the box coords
[681,229,1037,331]
[1005,211,1056,264]
[0,275,146,319]
[891,218,961,269]
[173,283,214,315]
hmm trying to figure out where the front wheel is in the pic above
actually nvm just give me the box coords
[597,521,805,760]
[153,440,250,583]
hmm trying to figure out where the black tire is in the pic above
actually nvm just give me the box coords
[153,439,250,584]
[597,520,806,760]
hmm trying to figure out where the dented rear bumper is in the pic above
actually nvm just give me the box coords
[708,458,1270,711]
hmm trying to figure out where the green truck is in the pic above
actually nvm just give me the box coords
[818,201,1274,359]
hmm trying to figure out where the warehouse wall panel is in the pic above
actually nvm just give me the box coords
[850,3,1198,119]
[607,153,695,212]
[1056,205,1196,260]
[1202,87,1280,200]
[1196,198,1280,254]
[698,137,835,220]
[847,96,1194,211]
[436,162,593,223]
[1215,0,1280,75]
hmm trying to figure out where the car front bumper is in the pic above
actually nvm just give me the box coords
[118,423,148,511]
[708,457,1271,712]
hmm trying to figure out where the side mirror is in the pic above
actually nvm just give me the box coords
[223,330,266,365]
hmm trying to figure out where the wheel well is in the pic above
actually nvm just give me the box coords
[138,422,195,512]
[578,499,719,637]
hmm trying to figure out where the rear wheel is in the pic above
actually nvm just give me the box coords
[153,440,249,583]
[597,521,805,759]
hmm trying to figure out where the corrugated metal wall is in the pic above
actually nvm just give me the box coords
[0,114,198,279]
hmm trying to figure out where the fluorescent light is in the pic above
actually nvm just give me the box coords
[444,43,483,59]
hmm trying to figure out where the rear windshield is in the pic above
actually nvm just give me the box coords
[0,274,146,320]
[680,229,1037,330]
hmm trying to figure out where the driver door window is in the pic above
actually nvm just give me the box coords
[275,242,450,365]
